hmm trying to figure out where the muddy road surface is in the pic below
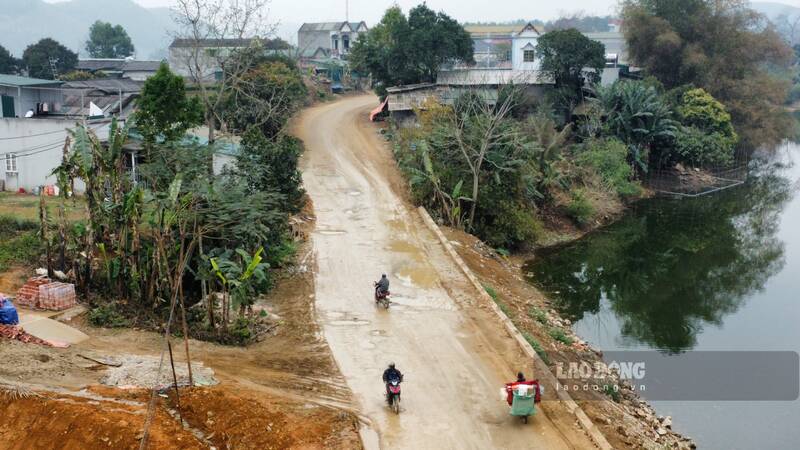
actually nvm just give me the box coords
[295,95,595,449]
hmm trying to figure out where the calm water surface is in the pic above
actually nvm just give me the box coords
[527,143,800,450]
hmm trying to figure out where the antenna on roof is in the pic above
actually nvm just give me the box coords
[346,0,349,23]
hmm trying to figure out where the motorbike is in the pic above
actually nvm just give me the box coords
[386,378,402,414]
[374,282,391,309]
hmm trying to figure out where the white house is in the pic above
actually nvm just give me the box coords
[168,38,291,82]
[510,23,542,72]
[298,22,368,59]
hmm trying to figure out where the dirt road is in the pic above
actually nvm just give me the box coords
[296,95,595,449]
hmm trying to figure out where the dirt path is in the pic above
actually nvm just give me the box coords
[295,95,595,449]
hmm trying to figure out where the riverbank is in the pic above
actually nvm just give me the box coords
[440,225,695,449]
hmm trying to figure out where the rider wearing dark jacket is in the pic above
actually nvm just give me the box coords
[383,362,403,403]
[383,363,403,382]
[376,274,390,295]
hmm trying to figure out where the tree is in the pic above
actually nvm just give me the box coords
[350,4,474,96]
[622,0,793,147]
[237,128,305,213]
[536,29,605,121]
[221,60,307,138]
[134,63,203,148]
[22,38,78,79]
[597,81,678,172]
[172,0,274,144]
[0,44,17,74]
[673,88,738,167]
[85,21,135,58]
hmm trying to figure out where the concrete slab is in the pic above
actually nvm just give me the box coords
[18,311,89,345]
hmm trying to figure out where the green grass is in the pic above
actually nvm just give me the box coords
[523,332,550,365]
[484,284,513,317]
[0,216,41,271]
[0,192,86,222]
[528,306,548,324]
[602,383,621,403]
[548,327,574,346]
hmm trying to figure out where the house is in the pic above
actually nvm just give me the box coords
[297,22,368,59]
[168,38,291,82]
[0,75,121,192]
[76,59,163,81]
[0,74,64,119]
[60,78,143,119]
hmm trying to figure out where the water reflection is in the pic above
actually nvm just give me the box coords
[526,157,793,353]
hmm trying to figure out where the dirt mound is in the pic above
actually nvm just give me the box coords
[0,391,202,450]
[171,387,361,450]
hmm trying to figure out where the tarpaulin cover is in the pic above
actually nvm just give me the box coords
[370,98,389,122]
[510,392,536,417]
[0,298,19,325]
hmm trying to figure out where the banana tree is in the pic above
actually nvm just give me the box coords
[209,247,268,327]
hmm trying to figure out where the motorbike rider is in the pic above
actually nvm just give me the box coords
[375,274,390,297]
[382,362,403,404]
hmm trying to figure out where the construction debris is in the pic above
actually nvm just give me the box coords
[0,324,53,347]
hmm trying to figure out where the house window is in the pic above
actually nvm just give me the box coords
[523,50,536,63]
[343,37,350,50]
[5,153,17,173]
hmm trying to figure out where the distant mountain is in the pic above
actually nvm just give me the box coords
[751,1,800,20]
[0,0,175,59]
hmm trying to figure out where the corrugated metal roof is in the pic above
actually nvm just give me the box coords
[0,74,63,87]
[77,59,163,72]
[299,21,367,32]
[299,22,347,32]
[169,38,289,50]
[62,79,144,93]
[437,69,553,86]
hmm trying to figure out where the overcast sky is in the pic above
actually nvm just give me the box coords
[44,0,800,24]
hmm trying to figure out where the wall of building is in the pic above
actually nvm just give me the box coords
[511,34,540,72]
[0,86,64,118]
[123,70,156,82]
[298,30,332,55]
[0,118,111,192]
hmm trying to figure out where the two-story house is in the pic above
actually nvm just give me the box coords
[298,22,368,59]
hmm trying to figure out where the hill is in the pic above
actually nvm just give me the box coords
[751,1,800,20]
[0,0,174,59]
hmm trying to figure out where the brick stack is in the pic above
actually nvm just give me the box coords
[15,277,52,308]
[38,282,76,311]
[15,277,77,311]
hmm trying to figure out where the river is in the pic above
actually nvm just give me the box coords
[526,142,800,449]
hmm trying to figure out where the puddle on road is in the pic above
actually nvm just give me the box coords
[346,190,363,196]
[395,267,438,289]
[329,319,371,326]
[317,229,347,236]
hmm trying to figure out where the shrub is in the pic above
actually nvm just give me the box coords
[528,306,548,324]
[576,139,641,197]
[523,332,550,364]
[566,189,594,226]
[230,317,254,344]
[548,327,574,345]
[602,383,621,402]
[673,126,735,167]
[88,303,130,328]
[478,200,543,249]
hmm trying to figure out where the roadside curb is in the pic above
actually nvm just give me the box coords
[417,206,613,450]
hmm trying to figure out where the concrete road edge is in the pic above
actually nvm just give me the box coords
[417,206,613,450]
